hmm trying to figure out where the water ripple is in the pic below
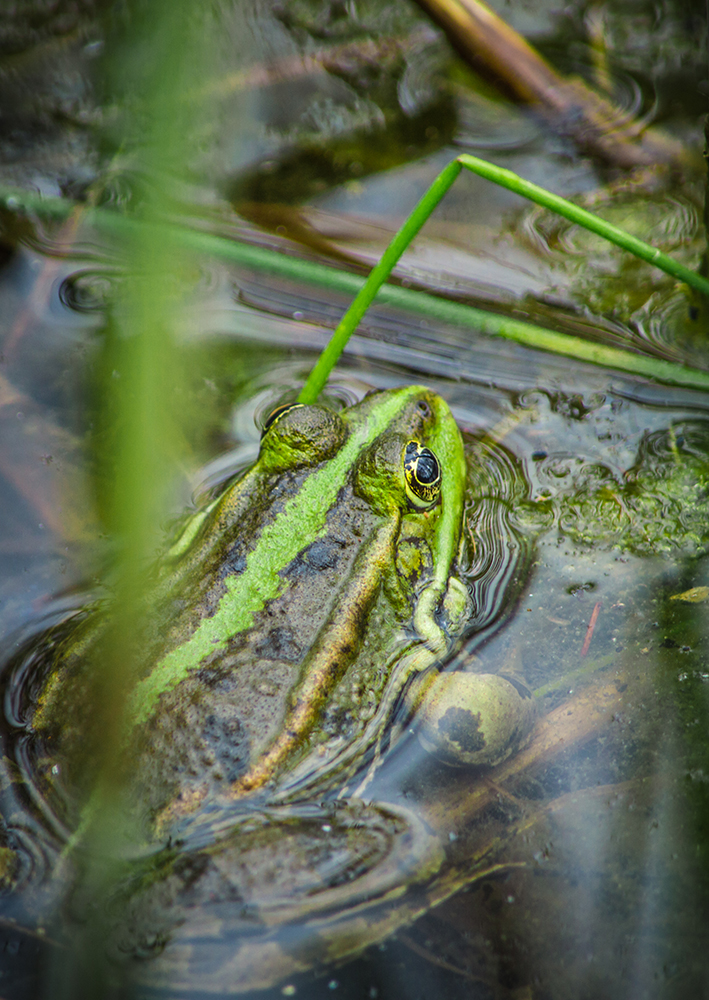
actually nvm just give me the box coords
[461,434,531,634]
[529,194,699,264]
[58,268,117,314]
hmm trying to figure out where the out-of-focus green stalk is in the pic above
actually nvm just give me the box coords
[45,5,202,999]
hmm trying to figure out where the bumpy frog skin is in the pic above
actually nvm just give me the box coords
[26,386,535,993]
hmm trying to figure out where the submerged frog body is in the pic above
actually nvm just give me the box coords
[24,386,535,992]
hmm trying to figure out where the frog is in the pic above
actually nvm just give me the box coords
[21,385,536,993]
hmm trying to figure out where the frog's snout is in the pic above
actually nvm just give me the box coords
[413,672,536,767]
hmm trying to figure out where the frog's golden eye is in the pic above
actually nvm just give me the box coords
[404,440,441,509]
[261,402,304,438]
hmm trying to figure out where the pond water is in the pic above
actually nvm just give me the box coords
[1,1,709,998]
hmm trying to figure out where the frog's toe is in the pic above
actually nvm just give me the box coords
[413,672,536,767]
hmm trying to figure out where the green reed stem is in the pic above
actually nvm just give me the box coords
[296,159,463,402]
[294,155,709,401]
[3,150,709,397]
[118,217,709,391]
[457,154,709,297]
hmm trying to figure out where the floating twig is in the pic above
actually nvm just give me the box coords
[581,601,602,657]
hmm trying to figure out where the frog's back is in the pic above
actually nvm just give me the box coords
[33,387,462,821]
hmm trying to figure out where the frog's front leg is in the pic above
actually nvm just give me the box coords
[407,668,536,767]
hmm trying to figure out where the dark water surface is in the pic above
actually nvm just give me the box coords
[1,1,709,998]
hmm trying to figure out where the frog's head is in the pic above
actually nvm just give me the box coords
[260,386,465,573]
[258,386,467,652]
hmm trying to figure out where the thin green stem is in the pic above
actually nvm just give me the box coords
[297,159,462,403]
[3,151,709,396]
[457,154,709,298]
[292,153,709,396]
[114,217,709,390]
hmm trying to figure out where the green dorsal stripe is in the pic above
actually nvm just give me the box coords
[126,387,423,728]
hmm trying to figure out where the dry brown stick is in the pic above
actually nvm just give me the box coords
[580,601,602,656]
[413,0,690,170]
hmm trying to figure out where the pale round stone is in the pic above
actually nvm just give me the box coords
[415,672,536,767]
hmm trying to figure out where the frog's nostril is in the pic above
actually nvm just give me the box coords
[417,401,431,418]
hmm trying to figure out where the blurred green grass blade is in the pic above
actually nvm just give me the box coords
[41,4,205,997]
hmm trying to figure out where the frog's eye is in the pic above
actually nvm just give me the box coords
[259,402,346,467]
[404,440,441,509]
[261,402,305,438]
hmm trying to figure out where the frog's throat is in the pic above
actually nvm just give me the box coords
[415,394,467,653]
[124,387,449,732]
